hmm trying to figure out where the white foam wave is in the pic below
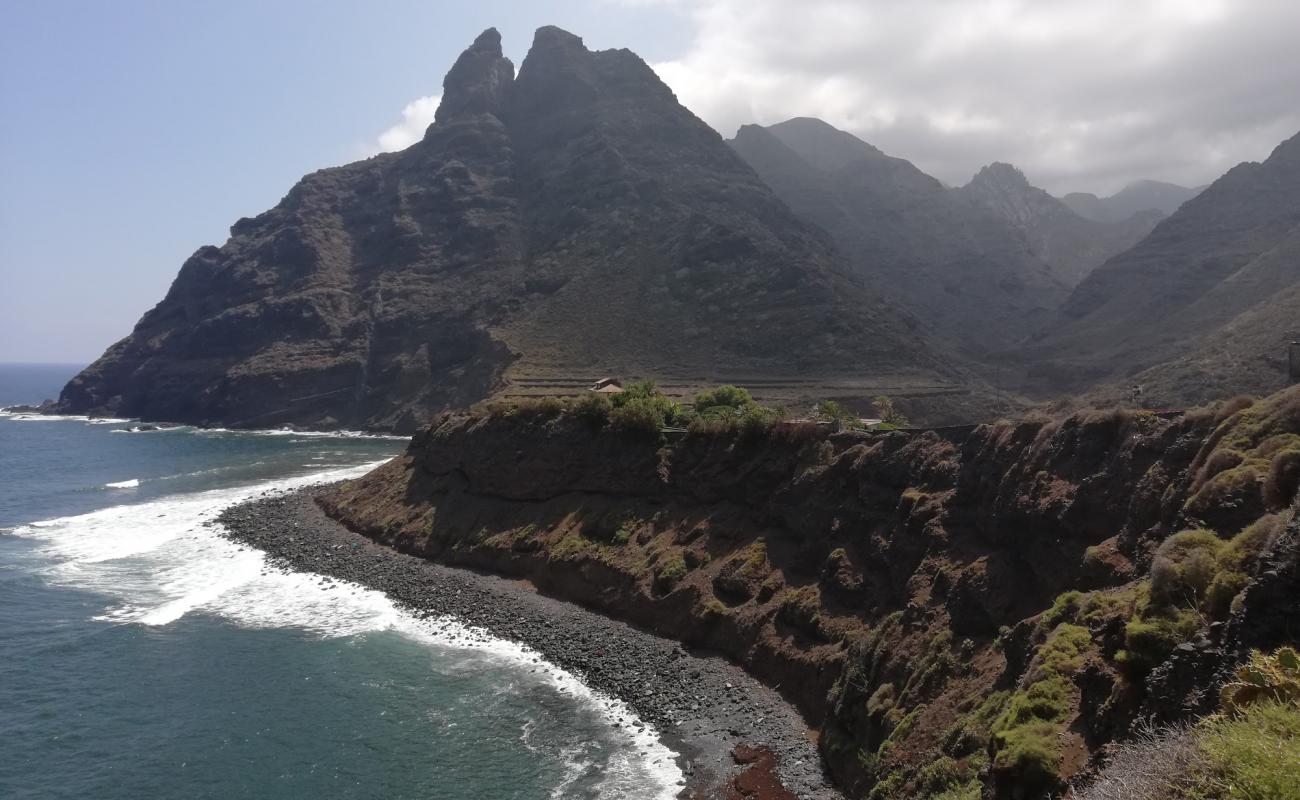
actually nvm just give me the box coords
[104,478,140,489]
[3,413,90,422]
[14,460,684,798]
[192,426,407,441]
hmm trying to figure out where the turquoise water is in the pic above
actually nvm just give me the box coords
[0,365,683,800]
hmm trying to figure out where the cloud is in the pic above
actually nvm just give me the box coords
[372,94,442,154]
[640,0,1300,194]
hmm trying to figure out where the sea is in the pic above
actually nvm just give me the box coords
[0,363,684,800]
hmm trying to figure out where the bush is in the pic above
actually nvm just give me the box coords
[993,720,1062,795]
[654,551,688,585]
[737,404,783,437]
[609,396,667,436]
[1265,447,1300,508]
[574,392,612,426]
[1150,529,1225,607]
[817,399,851,421]
[1118,609,1200,677]
[873,395,911,427]
[514,396,567,418]
[693,384,754,414]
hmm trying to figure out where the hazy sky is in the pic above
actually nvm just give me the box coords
[3,0,1298,363]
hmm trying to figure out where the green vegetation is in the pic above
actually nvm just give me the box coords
[693,384,755,414]
[1186,390,1300,516]
[611,517,640,545]
[607,380,682,435]
[1219,647,1300,714]
[1194,700,1300,800]
[653,550,689,586]
[816,399,852,421]
[1079,647,1300,800]
[872,395,911,427]
[990,624,1093,795]
[1119,511,1290,678]
[574,392,613,426]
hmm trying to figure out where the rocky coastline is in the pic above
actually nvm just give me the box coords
[216,488,842,800]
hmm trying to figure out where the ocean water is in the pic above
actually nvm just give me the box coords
[0,364,684,800]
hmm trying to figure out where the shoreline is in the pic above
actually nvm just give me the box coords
[216,487,843,800]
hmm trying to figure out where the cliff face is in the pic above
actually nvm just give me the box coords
[321,387,1300,798]
[58,27,960,432]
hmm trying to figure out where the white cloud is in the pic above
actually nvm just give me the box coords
[640,0,1300,194]
[371,94,442,154]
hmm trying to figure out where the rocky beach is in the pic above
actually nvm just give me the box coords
[216,488,842,800]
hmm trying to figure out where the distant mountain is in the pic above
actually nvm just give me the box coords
[1061,179,1204,224]
[956,162,1161,286]
[1025,130,1300,403]
[58,28,966,432]
[728,117,1067,355]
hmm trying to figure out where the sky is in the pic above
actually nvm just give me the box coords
[2,0,1298,364]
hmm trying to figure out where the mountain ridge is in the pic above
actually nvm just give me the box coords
[57,27,968,432]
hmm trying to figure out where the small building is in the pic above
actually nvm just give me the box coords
[590,377,624,394]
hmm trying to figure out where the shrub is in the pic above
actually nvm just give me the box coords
[873,395,911,427]
[612,517,642,545]
[817,399,851,421]
[1073,723,1203,800]
[866,683,897,718]
[574,392,612,426]
[737,404,783,437]
[1264,447,1300,508]
[993,721,1062,796]
[693,384,754,414]
[1118,608,1200,677]
[1150,529,1225,607]
[654,551,688,585]
[609,396,668,435]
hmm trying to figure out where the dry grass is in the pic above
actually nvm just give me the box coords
[1073,723,1203,800]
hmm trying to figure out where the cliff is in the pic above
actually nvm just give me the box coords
[56,27,964,432]
[320,387,1300,798]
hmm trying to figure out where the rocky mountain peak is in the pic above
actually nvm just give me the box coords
[959,161,1061,228]
[970,161,1031,190]
[433,27,514,124]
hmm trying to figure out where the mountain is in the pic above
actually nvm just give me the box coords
[728,118,1067,355]
[956,162,1162,286]
[1025,130,1300,402]
[57,28,966,432]
[1061,179,1204,223]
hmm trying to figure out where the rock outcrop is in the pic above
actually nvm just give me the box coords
[320,385,1300,798]
[57,28,961,432]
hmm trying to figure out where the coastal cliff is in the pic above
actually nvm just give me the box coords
[320,388,1300,798]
